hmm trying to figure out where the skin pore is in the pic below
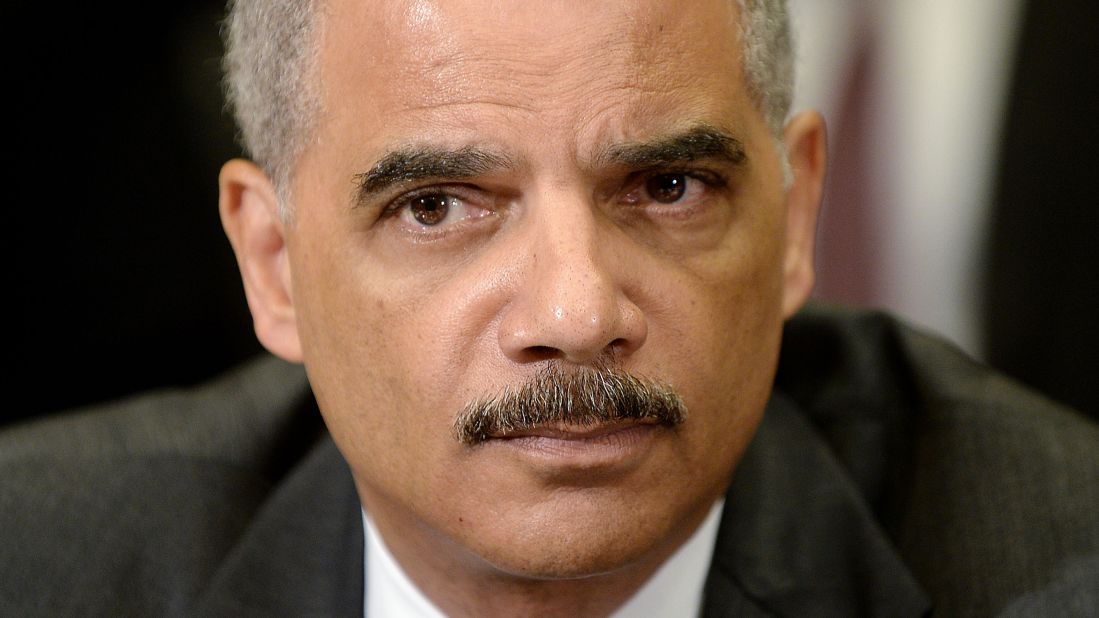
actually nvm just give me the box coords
[219,0,825,615]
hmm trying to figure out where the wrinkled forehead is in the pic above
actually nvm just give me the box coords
[313,0,748,140]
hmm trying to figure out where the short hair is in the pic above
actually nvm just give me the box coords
[222,0,793,213]
[737,0,795,135]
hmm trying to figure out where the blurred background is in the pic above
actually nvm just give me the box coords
[789,0,1097,418]
[9,0,1097,425]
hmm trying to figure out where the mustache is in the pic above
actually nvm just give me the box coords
[453,362,688,446]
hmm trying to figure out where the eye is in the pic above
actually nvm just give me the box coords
[621,170,721,209]
[387,188,493,234]
[409,194,454,226]
[645,173,688,203]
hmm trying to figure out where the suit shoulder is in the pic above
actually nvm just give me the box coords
[0,355,311,467]
[778,305,1099,615]
[0,355,322,615]
[778,303,1098,457]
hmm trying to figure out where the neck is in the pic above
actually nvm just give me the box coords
[433,563,662,617]
[364,499,717,617]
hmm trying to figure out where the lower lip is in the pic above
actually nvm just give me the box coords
[487,423,663,469]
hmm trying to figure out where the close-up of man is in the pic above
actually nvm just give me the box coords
[3,0,1097,616]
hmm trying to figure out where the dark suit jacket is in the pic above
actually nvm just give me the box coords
[3,307,1097,616]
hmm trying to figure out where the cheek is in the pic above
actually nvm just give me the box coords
[638,200,786,467]
[288,215,514,503]
[287,221,448,481]
[647,197,786,373]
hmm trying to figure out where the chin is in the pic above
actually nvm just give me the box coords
[464,494,687,581]
[482,534,658,581]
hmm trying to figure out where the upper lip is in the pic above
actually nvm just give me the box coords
[492,419,656,441]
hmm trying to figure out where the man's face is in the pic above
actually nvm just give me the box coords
[255,0,816,581]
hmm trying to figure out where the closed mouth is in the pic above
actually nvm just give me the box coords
[491,419,660,442]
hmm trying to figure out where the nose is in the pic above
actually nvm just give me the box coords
[497,195,648,365]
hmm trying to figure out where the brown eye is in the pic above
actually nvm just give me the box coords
[646,173,687,203]
[410,194,451,225]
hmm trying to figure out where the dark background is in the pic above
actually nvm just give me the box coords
[12,2,260,422]
[8,1,1098,425]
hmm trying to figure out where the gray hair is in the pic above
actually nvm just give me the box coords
[222,0,794,213]
[222,0,323,209]
[737,0,795,136]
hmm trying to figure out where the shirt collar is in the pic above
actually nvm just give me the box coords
[611,498,725,618]
[363,510,446,618]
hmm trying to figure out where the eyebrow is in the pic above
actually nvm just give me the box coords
[352,125,745,206]
[596,124,747,169]
[353,146,514,205]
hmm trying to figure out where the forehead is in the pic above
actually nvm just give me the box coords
[315,0,750,164]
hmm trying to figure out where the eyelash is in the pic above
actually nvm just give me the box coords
[381,185,469,218]
[640,168,727,191]
[621,168,729,211]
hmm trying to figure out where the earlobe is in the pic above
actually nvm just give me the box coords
[219,159,304,362]
[779,111,827,319]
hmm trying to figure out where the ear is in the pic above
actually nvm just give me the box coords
[779,111,827,319]
[219,159,303,362]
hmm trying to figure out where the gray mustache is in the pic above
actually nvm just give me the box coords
[453,363,688,446]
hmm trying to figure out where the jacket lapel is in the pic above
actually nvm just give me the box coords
[197,436,364,617]
[703,395,931,617]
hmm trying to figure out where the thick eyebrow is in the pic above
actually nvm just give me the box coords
[353,146,514,205]
[596,125,747,169]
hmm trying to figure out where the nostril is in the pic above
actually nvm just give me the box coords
[604,337,640,359]
[520,345,561,363]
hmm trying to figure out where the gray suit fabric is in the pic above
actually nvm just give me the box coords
[2,307,1097,616]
